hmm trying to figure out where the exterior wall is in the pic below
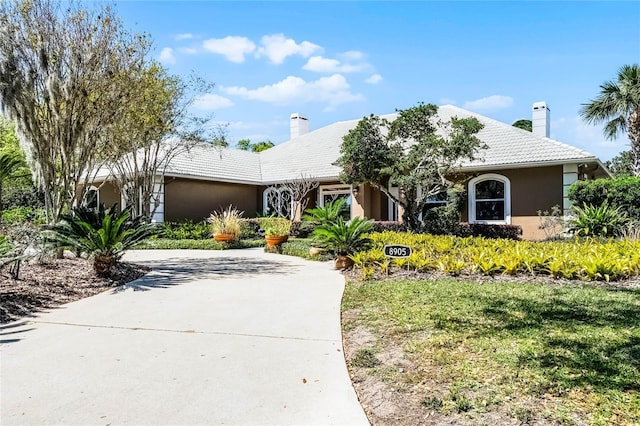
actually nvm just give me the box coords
[164,178,260,222]
[352,183,388,220]
[462,165,563,240]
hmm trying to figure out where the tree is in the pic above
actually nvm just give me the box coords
[0,118,32,212]
[281,174,319,219]
[102,65,213,220]
[236,139,275,152]
[606,150,634,177]
[580,64,640,177]
[338,103,485,231]
[0,0,150,223]
[236,139,251,151]
[251,140,275,152]
[512,119,532,132]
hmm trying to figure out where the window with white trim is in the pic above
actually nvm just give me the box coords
[469,174,511,224]
[319,185,352,220]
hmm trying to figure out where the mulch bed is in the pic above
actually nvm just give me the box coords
[1,258,149,324]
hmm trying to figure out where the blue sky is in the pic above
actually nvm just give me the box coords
[111,1,639,161]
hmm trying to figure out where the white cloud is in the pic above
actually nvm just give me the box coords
[340,50,365,61]
[551,116,628,161]
[222,74,364,109]
[178,47,198,55]
[365,74,383,84]
[256,34,321,64]
[158,47,176,65]
[193,93,234,110]
[202,36,256,63]
[463,95,514,112]
[303,56,368,73]
[439,98,457,105]
[176,33,194,40]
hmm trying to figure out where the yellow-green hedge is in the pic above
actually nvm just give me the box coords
[350,232,640,282]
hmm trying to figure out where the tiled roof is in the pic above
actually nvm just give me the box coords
[164,105,600,184]
[437,105,597,169]
[165,143,262,184]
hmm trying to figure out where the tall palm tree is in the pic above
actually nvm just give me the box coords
[580,64,640,176]
[0,152,22,217]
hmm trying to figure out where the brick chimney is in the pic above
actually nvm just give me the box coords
[532,101,550,138]
[290,113,309,139]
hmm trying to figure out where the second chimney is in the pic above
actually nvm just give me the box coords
[532,101,550,138]
[290,113,309,139]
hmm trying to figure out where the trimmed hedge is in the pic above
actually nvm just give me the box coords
[460,223,523,240]
[371,221,408,233]
[568,177,640,221]
[371,221,521,240]
[290,221,317,238]
[160,220,210,240]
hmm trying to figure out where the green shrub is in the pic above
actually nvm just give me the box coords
[46,204,159,277]
[568,177,640,221]
[290,221,316,238]
[371,221,407,233]
[258,217,292,236]
[160,220,210,240]
[1,206,47,225]
[462,223,523,240]
[136,238,265,250]
[312,217,374,256]
[568,202,628,237]
[239,218,261,239]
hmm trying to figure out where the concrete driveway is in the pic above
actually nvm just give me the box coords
[0,249,369,426]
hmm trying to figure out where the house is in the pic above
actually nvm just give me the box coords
[92,102,609,240]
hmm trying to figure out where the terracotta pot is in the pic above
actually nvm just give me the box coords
[214,233,235,242]
[265,235,289,247]
[334,255,354,270]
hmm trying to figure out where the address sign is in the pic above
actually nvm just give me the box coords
[383,245,412,258]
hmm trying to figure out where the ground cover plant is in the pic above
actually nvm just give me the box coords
[135,238,265,250]
[351,232,640,282]
[342,278,640,425]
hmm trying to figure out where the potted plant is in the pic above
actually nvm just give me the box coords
[311,216,373,270]
[260,217,292,247]
[208,206,243,242]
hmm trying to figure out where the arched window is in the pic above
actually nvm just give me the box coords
[468,174,511,224]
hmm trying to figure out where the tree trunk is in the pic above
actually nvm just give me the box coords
[93,255,115,277]
[629,110,640,177]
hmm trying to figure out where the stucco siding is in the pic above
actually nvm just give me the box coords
[506,166,563,217]
[461,166,563,239]
[165,178,260,222]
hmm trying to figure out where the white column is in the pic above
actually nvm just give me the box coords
[151,176,165,223]
[563,164,579,217]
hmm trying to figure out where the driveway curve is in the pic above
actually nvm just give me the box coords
[1,249,369,426]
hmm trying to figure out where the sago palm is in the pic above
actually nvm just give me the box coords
[47,204,158,277]
[302,198,348,225]
[580,64,640,176]
[311,216,374,256]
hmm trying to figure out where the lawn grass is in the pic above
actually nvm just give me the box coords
[342,278,640,425]
[135,238,265,250]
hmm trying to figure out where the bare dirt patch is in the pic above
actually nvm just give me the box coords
[1,258,149,323]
